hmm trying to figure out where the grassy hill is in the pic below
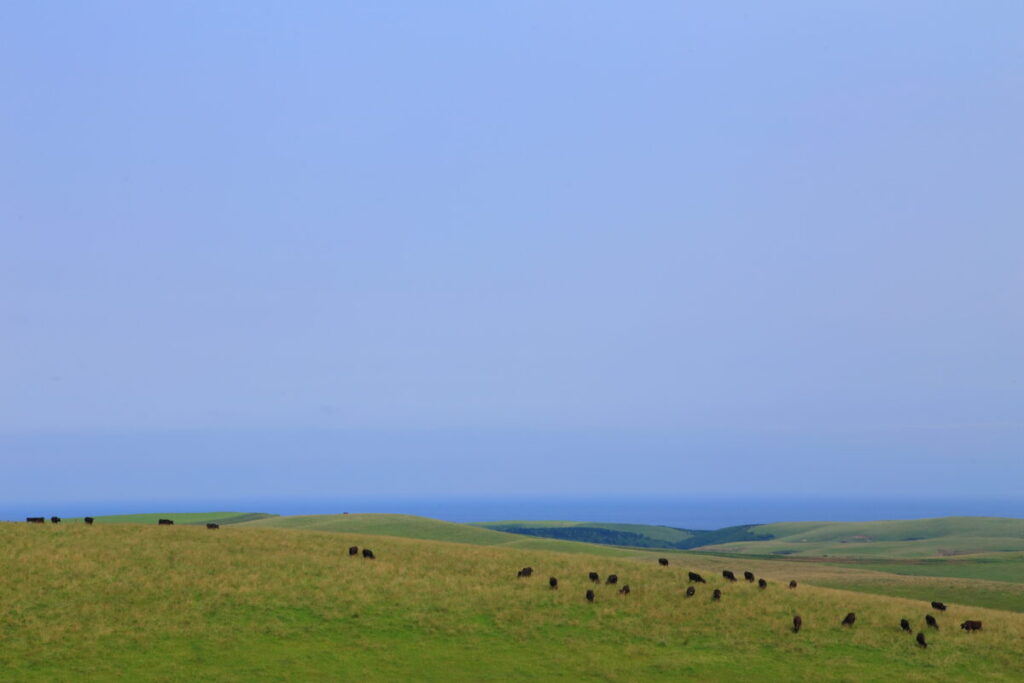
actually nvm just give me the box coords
[472,520,699,548]
[695,517,1024,559]
[3,521,1023,681]
[481,517,1024,560]
[237,513,651,557]
[64,512,277,526]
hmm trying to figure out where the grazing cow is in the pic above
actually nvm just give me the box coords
[158,519,174,525]
[549,577,558,590]
[588,572,600,583]
[900,619,912,633]
[961,620,983,632]
[789,580,798,589]
[618,585,631,596]
[792,615,802,633]
[841,612,856,627]
[931,601,947,611]
[348,546,359,556]
[744,571,755,582]
[517,567,533,578]
[685,586,695,598]
[26,517,44,524]
[916,632,927,649]
[362,548,375,559]
[51,516,61,524]
[84,517,94,525]
[925,615,938,629]
[586,589,595,603]
[757,578,767,589]
[688,572,706,584]
[722,570,737,582]
[712,588,722,601]
[658,558,669,566]
[606,574,618,585]
[206,523,219,530]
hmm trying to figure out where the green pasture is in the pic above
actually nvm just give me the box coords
[2,521,1023,681]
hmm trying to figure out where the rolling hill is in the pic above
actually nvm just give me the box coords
[3,520,1023,680]
[476,517,1024,560]
[63,511,278,526]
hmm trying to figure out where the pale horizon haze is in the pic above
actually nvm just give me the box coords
[2,2,1022,513]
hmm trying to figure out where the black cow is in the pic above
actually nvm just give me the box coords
[925,615,938,629]
[744,571,755,582]
[586,589,595,603]
[549,577,558,590]
[900,619,912,633]
[658,558,669,566]
[618,585,631,596]
[605,574,618,585]
[758,578,767,589]
[348,546,359,555]
[841,612,856,627]
[517,567,533,578]
[362,548,375,559]
[685,586,695,598]
[916,632,928,648]
[961,620,983,632]
[206,523,219,530]
[792,615,802,633]
[722,570,737,582]
[931,601,947,611]
[789,580,798,589]
[688,572,706,584]
[84,517,94,525]
[588,572,600,583]
[158,519,174,525]
[712,588,722,601]
[51,516,61,524]
[26,517,44,524]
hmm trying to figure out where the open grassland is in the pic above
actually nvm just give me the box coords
[243,513,1024,613]
[2,523,1023,681]
[472,520,697,547]
[696,517,1024,559]
[238,513,649,557]
[836,554,1024,584]
[62,512,277,526]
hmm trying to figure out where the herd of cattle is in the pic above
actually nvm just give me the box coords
[515,556,986,648]
[23,515,987,647]
[28,516,223,529]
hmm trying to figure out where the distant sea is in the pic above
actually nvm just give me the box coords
[3,497,1023,530]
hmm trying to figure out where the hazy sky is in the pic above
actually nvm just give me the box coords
[2,2,1022,507]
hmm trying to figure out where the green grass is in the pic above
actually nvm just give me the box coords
[238,513,653,557]
[3,521,1024,681]
[64,512,277,526]
[835,555,1024,584]
[692,517,1024,559]
[473,520,697,546]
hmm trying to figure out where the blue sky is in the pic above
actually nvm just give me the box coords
[2,2,1022,508]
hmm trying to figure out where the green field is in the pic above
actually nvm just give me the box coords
[3,519,1023,681]
[64,512,278,526]
[472,520,698,548]
[483,516,1024,560]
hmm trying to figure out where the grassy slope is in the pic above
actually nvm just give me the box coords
[695,517,1024,559]
[473,521,697,545]
[247,513,1024,614]
[64,512,277,526]
[238,514,647,557]
[3,522,1023,682]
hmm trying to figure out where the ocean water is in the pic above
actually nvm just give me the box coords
[3,496,1023,530]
